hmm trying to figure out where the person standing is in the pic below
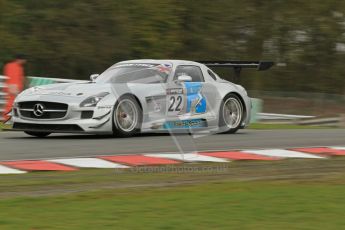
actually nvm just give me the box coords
[2,54,26,121]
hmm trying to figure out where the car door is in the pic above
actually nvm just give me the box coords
[166,65,207,118]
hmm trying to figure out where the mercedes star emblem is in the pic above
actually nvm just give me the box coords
[33,103,45,117]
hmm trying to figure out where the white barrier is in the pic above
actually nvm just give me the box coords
[27,76,87,87]
[257,112,315,120]
[0,75,7,114]
[30,76,86,83]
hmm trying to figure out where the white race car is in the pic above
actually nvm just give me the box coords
[9,59,273,137]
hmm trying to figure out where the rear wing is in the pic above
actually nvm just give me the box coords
[199,61,274,71]
[198,60,274,81]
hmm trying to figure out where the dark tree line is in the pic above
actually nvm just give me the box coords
[1,0,345,94]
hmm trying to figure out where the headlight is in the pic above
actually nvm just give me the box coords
[80,92,110,107]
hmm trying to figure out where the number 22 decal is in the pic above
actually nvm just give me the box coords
[168,95,182,112]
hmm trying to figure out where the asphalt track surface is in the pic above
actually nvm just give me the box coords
[0,129,344,161]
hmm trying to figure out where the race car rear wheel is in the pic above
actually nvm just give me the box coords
[219,93,244,134]
[112,95,142,137]
[24,131,51,138]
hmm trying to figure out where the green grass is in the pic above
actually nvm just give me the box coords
[0,122,10,131]
[0,177,345,229]
[1,159,345,229]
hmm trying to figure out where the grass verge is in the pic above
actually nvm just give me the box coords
[0,158,345,229]
[0,122,10,131]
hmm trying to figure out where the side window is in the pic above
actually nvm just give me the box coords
[174,65,204,82]
[207,69,218,81]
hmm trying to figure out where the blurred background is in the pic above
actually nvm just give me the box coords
[1,0,345,118]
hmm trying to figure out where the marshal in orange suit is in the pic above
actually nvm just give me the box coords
[2,54,27,121]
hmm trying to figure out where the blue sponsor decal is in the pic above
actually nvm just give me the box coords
[184,82,206,113]
[163,119,207,129]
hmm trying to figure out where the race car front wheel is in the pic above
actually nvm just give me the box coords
[24,131,51,138]
[219,93,244,134]
[112,95,142,137]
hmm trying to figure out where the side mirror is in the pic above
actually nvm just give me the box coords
[90,74,99,82]
[177,75,192,82]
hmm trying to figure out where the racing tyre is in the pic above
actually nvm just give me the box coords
[24,131,51,138]
[112,95,142,137]
[219,93,244,134]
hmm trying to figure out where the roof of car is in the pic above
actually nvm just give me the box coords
[116,59,202,66]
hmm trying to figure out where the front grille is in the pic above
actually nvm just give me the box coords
[13,123,84,132]
[18,101,68,119]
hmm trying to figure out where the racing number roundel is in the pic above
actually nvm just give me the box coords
[166,88,185,116]
[168,95,183,112]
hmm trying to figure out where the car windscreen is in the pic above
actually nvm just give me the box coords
[96,63,172,84]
